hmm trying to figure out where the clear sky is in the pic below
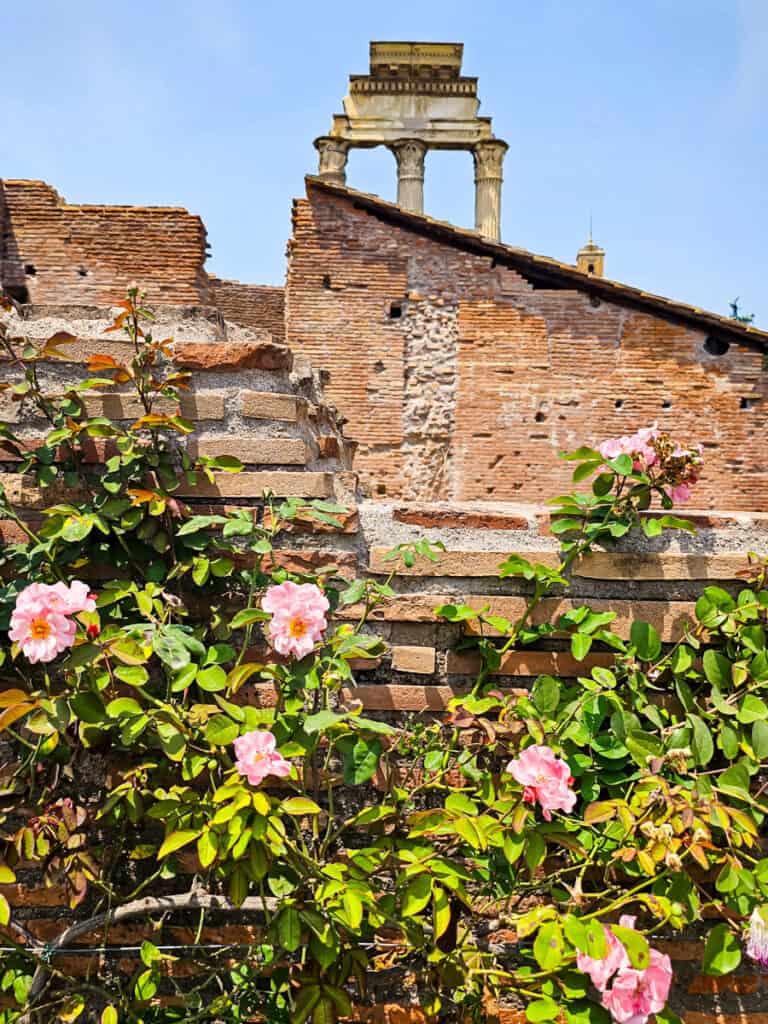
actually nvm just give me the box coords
[3,1,766,323]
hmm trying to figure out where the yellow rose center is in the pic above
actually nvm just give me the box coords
[30,618,52,640]
[288,618,308,638]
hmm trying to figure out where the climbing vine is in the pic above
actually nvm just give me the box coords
[0,291,766,1024]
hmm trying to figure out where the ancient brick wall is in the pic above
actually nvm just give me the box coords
[0,180,210,306]
[209,276,286,342]
[285,185,768,509]
[1,305,766,1021]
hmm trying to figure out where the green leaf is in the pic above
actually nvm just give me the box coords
[752,720,768,759]
[402,873,432,917]
[196,666,228,692]
[534,920,564,971]
[339,735,382,785]
[106,697,143,718]
[702,923,742,975]
[101,1008,119,1024]
[527,998,560,1022]
[115,665,149,687]
[276,905,302,952]
[205,715,239,746]
[532,675,561,713]
[608,454,633,476]
[630,621,661,661]
[153,629,190,671]
[304,710,346,734]
[229,608,270,629]
[703,650,732,688]
[197,831,218,869]
[610,924,649,969]
[71,692,106,724]
[642,517,663,538]
[282,797,322,815]
[571,633,593,661]
[738,695,768,724]
[688,714,714,766]
[157,830,200,859]
[717,762,750,800]
[0,893,9,926]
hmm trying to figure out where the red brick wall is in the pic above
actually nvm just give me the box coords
[209,277,285,342]
[1,180,210,305]
[286,186,768,510]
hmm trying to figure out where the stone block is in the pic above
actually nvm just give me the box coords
[391,645,437,674]
[241,391,301,421]
[187,438,308,465]
[173,340,292,372]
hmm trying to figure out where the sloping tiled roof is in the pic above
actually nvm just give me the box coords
[306,176,768,352]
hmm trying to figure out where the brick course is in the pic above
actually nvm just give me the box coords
[285,183,768,509]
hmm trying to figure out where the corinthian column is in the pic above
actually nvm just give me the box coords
[314,137,350,186]
[390,139,428,213]
[472,140,508,240]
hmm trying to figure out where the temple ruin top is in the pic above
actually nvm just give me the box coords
[313,41,508,240]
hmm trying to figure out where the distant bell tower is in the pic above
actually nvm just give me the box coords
[313,41,508,241]
[576,229,605,277]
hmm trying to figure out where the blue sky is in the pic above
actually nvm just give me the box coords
[4,1,766,323]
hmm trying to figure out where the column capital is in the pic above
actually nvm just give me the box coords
[314,136,351,185]
[389,139,428,214]
[389,138,428,173]
[472,139,508,182]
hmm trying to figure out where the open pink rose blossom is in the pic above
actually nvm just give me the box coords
[9,581,94,664]
[599,424,659,470]
[576,915,673,1024]
[577,915,635,991]
[262,581,329,659]
[601,949,673,1024]
[233,730,292,786]
[505,744,576,821]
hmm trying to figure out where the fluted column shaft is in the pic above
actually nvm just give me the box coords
[473,140,508,240]
[390,139,428,213]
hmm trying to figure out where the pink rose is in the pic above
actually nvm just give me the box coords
[598,424,659,470]
[601,950,672,1024]
[9,602,76,664]
[262,581,329,659]
[668,483,691,504]
[233,730,292,786]
[8,581,94,664]
[576,915,635,992]
[505,744,577,821]
[45,581,97,615]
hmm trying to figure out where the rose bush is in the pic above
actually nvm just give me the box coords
[0,289,766,1024]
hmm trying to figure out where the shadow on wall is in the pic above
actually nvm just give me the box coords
[0,182,29,303]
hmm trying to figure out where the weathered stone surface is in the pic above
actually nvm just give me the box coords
[368,548,559,576]
[574,552,749,581]
[262,507,358,534]
[82,393,225,420]
[173,340,292,372]
[241,390,301,421]
[391,645,437,675]
[176,471,331,499]
[447,649,614,677]
[394,503,531,530]
[187,438,308,465]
